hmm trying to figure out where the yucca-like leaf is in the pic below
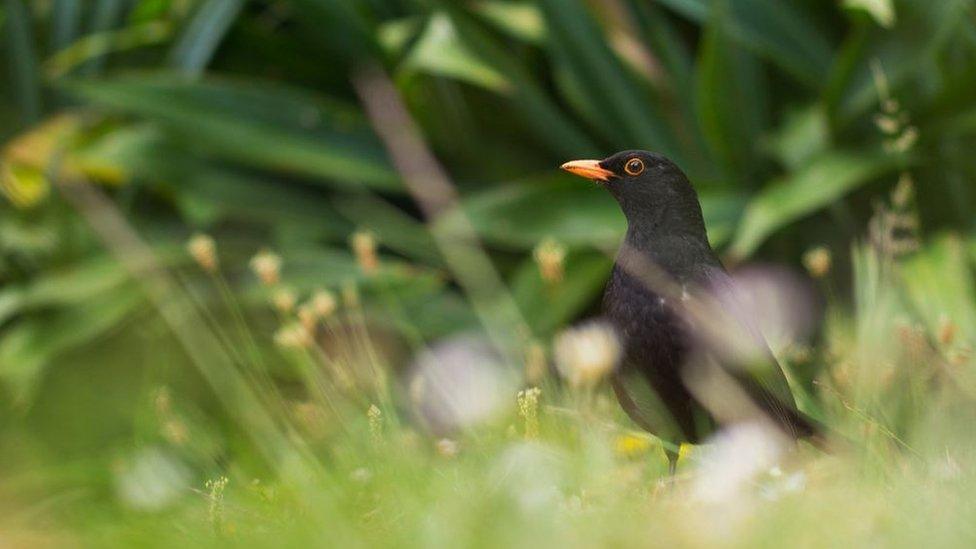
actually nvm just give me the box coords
[729,150,904,259]
[65,76,401,190]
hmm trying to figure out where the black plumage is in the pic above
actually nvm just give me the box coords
[562,151,818,472]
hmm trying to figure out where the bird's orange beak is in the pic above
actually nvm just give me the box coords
[560,159,614,182]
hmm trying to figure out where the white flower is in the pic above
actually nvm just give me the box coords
[553,322,621,388]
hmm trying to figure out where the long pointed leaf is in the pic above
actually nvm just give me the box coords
[168,0,245,76]
[4,0,42,125]
[539,0,683,159]
[729,150,904,259]
[64,76,400,190]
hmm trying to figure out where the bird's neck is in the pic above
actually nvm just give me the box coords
[622,206,708,250]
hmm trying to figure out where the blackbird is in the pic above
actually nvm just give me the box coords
[562,151,818,474]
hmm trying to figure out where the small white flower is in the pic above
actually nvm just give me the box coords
[553,321,621,388]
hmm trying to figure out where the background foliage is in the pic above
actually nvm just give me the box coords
[3,0,976,546]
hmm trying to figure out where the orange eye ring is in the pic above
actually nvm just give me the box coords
[624,158,644,176]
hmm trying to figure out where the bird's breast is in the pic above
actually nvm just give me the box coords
[602,266,690,373]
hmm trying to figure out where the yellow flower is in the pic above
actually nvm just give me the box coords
[614,434,652,458]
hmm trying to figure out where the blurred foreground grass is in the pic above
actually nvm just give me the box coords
[3,217,976,547]
[4,0,976,546]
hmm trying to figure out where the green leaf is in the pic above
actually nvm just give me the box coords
[844,0,896,28]
[4,0,42,125]
[0,286,145,404]
[64,75,400,190]
[696,3,767,181]
[511,249,612,336]
[764,104,830,170]
[443,6,599,158]
[332,193,441,265]
[659,0,833,86]
[464,177,624,250]
[829,0,971,126]
[653,0,708,21]
[625,1,717,183]
[464,176,743,250]
[472,1,546,43]
[78,0,125,75]
[168,0,245,76]
[378,17,422,54]
[902,233,976,340]
[49,0,82,53]
[403,13,510,92]
[538,0,683,159]
[729,150,903,259]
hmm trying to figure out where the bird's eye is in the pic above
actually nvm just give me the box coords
[624,158,644,176]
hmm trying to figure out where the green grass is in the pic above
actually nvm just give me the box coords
[4,0,976,545]
[3,229,976,547]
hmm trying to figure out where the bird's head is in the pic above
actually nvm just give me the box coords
[561,150,706,236]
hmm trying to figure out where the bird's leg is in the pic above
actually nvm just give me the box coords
[653,446,681,497]
[665,447,679,477]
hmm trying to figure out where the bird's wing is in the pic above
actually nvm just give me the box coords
[690,265,816,438]
[610,366,705,445]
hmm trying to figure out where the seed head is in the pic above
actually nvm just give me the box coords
[272,287,297,314]
[274,323,313,350]
[533,237,566,284]
[186,233,218,273]
[938,314,956,347]
[873,114,900,135]
[367,404,383,444]
[205,476,229,534]
[311,289,338,318]
[297,304,317,332]
[887,126,918,153]
[250,250,281,286]
[436,438,459,458]
[948,345,972,366]
[802,246,832,278]
[351,230,379,275]
[516,387,542,439]
[162,419,189,446]
[553,322,621,388]
[892,173,915,209]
